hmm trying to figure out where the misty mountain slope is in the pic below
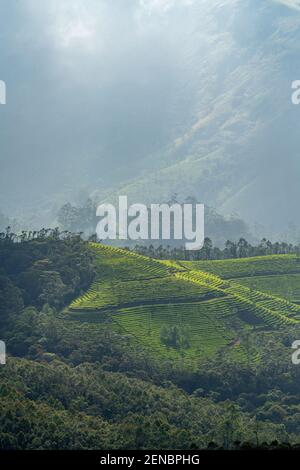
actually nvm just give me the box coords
[1,0,300,238]
[93,0,300,235]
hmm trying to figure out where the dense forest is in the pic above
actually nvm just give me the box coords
[1,229,300,449]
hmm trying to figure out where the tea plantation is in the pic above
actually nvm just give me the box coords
[68,245,300,366]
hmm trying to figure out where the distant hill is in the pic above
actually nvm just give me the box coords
[4,0,300,243]
[88,0,300,241]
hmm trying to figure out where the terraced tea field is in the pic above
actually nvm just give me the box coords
[68,245,300,366]
[231,274,300,304]
[182,255,300,279]
[70,276,224,312]
[113,299,245,362]
[89,243,169,280]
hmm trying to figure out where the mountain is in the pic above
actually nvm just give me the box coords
[92,0,300,240]
[2,0,300,241]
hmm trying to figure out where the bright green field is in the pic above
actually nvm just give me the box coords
[68,245,300,366]
[90,243,169,281]
[231,274,300,304]
[182,255,300,279]
[113,299,247,363]
[70,277,224,312]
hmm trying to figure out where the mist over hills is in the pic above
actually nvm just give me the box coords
[101,0,300,239]
[1,0,300,241]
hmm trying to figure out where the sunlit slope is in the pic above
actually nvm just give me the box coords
[183,255,300,305]
[230,275,300,305]
[68,245,300,364]
[182,255,300,279]
[89,243,170,280]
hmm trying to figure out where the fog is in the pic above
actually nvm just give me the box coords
[1,0,300,238]
[0,0,184,209]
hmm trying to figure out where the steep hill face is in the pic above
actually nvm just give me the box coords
[95,0,300,238]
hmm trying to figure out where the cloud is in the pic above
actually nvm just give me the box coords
[139,0,195,13]
[273,0,300,11]
[0,0,187,210]
[1,0,300,229]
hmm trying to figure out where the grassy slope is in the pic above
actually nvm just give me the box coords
[68,246,300,367]
[230,275,300,304]
[182,255,300,279]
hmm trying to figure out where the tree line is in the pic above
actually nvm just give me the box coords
[130,237,300,261]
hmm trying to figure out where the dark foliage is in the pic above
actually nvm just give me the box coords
[1,231,300,449]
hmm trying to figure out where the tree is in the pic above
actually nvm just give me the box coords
[160,324,190,350]
[224,240,237,259]
[237,238,249,258]
[57,199,97,235]
[202,237,213,260]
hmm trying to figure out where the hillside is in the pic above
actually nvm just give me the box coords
[90,0,300,241]
[3,0,300,243]
[68,244,300,367]
[2,234,300,448]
